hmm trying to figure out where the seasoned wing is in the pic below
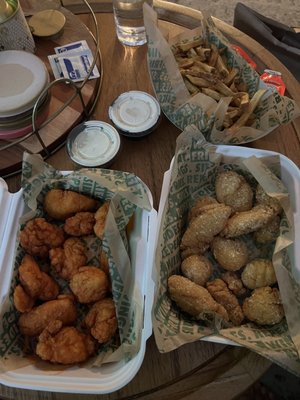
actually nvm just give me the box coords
[18,295,77,336]
[49,237,87,280]
[19,218,65,258]
[181,203,232,249]
[69,266,110,304]
[220,205,275,238]
[253,215,281,244]
[18,254,59,301]
[215,170,253,212]
[241,258,277,289]
[181,254,212,286]
[255,184,283,215]
[188,196,219,221]
[168,275,229,321]
[206,278,244,326]
[13,285,34,313]
[211,236,248,271]
[94,202,110,240]
[36,320,95,364]
[44,189,98,220]
[221,271,246,296]
[64,212,95,237]
[84,298,118,343]
[243,287,284,325]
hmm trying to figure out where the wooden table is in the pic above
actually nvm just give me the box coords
[2,1,300,399]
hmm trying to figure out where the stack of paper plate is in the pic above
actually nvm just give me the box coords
[0,50,50,140]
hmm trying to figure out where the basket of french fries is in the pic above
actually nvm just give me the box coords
[143,4,300,144]
[153,124,300,376]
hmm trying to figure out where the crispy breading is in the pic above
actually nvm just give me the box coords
[168,275,229,321]
[64,212,95,237]
[84,298,118,343]
[220,205,275,238]
[255,184,283,215]
[18,295,77,336]
[221,271,246,296]
[44,189,98,221]
[19,218,65,258]
[94,202,110,240]
[69,267,110,304]
[206,278,244,326]
[13,285,34,313]
[241,259,277,289]
[188,196,219,221]
[181,254,212,286]
[243,287,284,325]
[253,215,281,244]
[211,236,248,271]
[215,171,253,212]
[36,320,95,364]
[181,203,232,248]
[18,255,59,301]
[180,243,210,260]
[49,237,87,280]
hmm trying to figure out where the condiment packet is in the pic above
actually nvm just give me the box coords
[48,40,100,82]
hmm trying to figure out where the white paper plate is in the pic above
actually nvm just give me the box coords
[0,51,49,118]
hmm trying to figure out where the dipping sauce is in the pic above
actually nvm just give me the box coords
[109,90,161,138]
[66,121,121,167]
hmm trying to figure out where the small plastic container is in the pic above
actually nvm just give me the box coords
[109,91,161,138]
[66,120,121,168]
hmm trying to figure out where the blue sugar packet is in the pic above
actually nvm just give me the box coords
[54,40,89,54]
[58,49,100,82]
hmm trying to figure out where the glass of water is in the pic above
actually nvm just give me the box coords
[113,0,152,46]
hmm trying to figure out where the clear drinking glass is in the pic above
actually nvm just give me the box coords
[112,0,152,46]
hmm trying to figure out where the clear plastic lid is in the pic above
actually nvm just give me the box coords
[109,91,161,136]
[66,120,121,167]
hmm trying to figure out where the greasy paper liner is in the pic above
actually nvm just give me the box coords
[153,124,300,376]
[0,152,152,371]
[143,4,300,144]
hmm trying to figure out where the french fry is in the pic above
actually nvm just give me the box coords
[177,39,203,52]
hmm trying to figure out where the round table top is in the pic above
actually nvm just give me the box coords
[2,1,300,399]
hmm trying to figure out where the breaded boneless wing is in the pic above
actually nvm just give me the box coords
[168,275,229,322]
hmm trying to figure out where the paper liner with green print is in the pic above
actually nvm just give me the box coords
[143,5,300,145]
[0,152,152,369]
[153,124,300,376]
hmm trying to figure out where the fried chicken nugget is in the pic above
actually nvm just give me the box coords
[255,184,283,215]
[180,244,210,260]
[70,267,110,304]
[49,237,87,280]
[84,298,118,343]
[36,320,95,364]
[211,236,248,271]
[206,279,244,326]
[243,287,284,325]
[168,275,229,321]
[221,271,246,296]
[13,285,34,313]
[241,258,277,289]
[64,212,95,237]
[18,295,77,336]
[220,205,275,238]
[181,203,232,249]
[181,255,212,286]
[19,218,65,258]
[44,189,98,221]
[215,170,253,212]
[94,202,110,240]
[18,254,59,301]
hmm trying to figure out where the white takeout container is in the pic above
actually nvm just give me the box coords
[0,175,157,394]
[0,144,299,393]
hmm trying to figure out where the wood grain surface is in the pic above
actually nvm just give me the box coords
[2,1,300,399]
